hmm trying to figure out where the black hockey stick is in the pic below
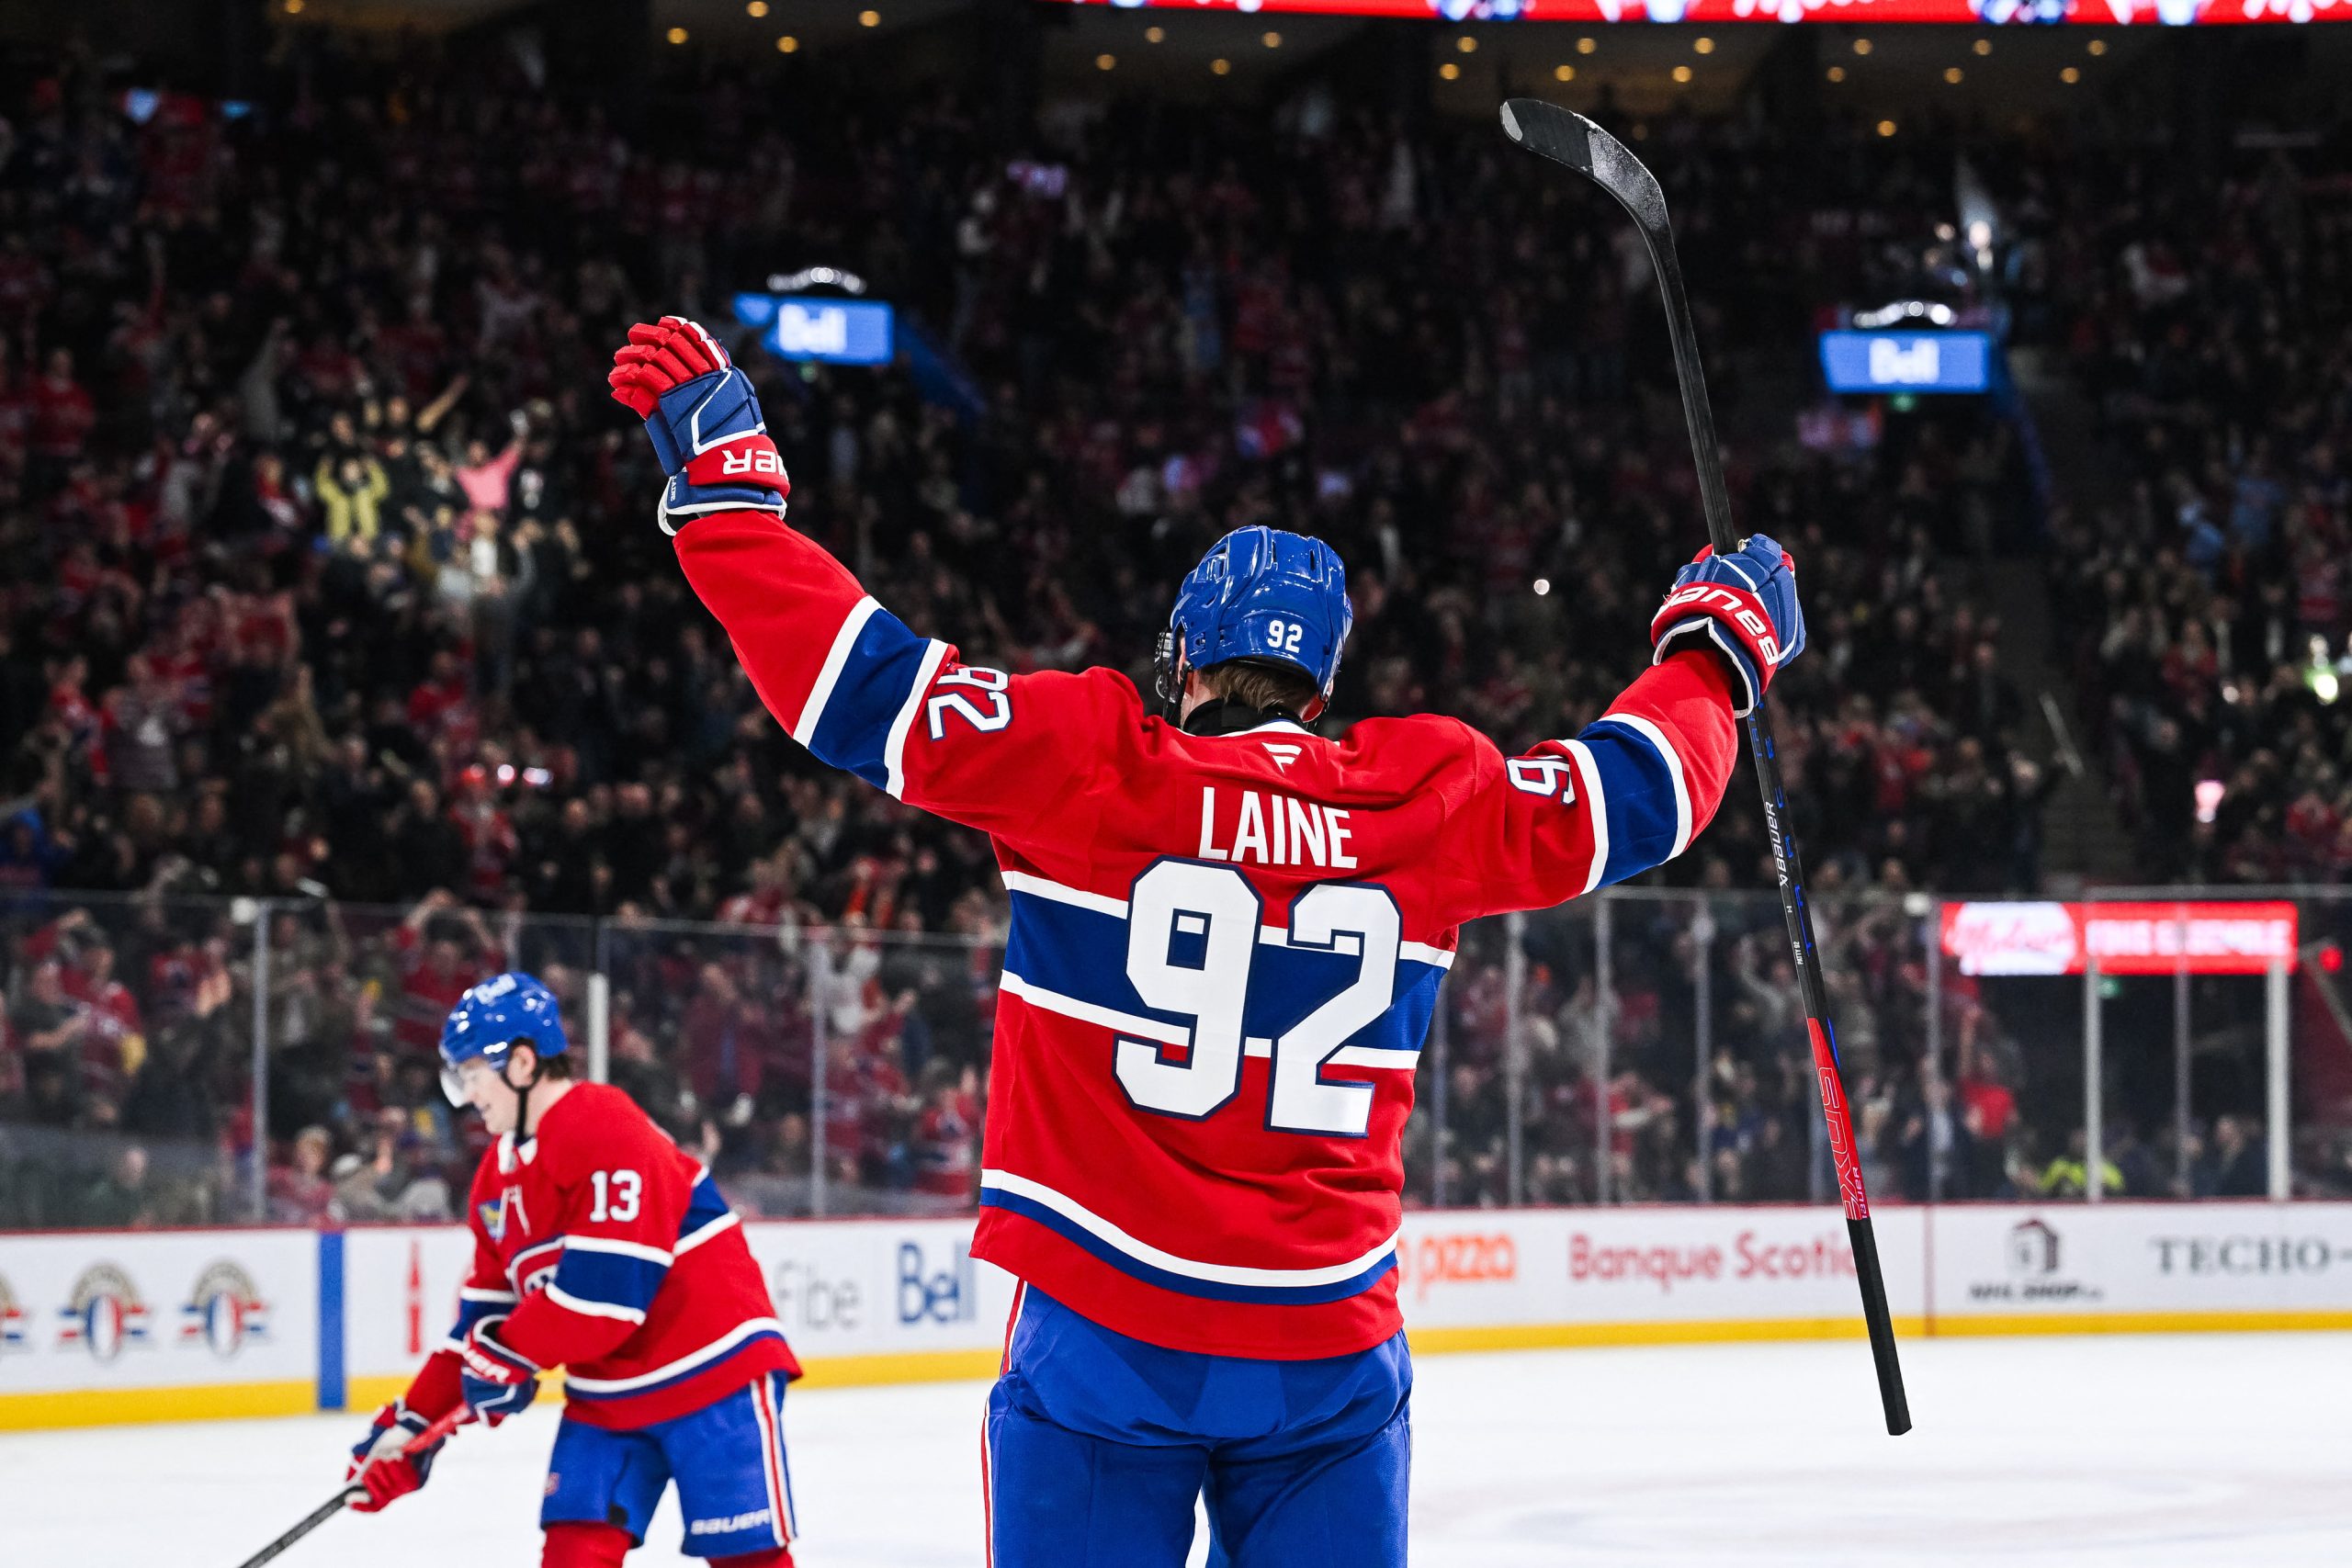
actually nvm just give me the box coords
[232,1407,468,1568]
[1499,98,1911,1438]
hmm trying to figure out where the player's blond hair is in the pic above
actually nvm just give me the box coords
[1202,660,1318,716]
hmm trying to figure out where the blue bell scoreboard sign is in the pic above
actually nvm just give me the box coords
[733,292,895,367]
[1817,331,1994,395]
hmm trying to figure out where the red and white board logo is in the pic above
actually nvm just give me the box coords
[56,1263,151,1361]
[0,1271,28,1354]
[180,1259,271,1358]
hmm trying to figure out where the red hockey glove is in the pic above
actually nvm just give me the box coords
[1649,533,1805,718]
[454,1316,540,1427]
[345,1400,446,1513]
[608,316,790,535]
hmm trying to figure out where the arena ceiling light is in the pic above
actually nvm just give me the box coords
[1852,299,1956,330]
[765,266,869,296]
[1042,0,2350,19]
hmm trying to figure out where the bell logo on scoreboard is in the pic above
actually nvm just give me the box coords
[180,1259,271,1359]
[56,1262,152,1361]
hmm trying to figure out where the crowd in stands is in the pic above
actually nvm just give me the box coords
[10,29,2316,1228]
[2046,144,2352,886]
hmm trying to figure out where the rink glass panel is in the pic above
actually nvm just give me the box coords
[0,891,257,1228]
[2295,895,2352,1200]
[6,889,2344,1232]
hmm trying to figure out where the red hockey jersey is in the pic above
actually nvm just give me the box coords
[401,1082,797,1429]
[678,513,1740,1359]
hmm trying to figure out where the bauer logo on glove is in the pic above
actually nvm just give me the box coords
[1657,581,1786,667]
[608,315,792,536]
[1647,533,1805,718]
[455,1314,541,1427]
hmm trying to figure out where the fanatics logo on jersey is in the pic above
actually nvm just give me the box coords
[1261,741,1302,772]
[56,1263,151,1360]
[179,1260,271,1358]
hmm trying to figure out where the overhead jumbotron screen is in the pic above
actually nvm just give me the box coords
[1046,1,2335,21]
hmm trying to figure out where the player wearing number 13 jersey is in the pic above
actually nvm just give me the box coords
[344,971,801,1568]
[609,316,1805,1568]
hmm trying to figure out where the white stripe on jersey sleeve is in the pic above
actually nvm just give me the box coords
[1599,711,1694,862]
[544,1282,649,1325]
[675,1211,741,1256]
[884,639,952,800]
[1560,739,1611,896]
[794,597,882,745]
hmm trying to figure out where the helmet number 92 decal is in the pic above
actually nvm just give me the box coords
[1264,620,1306,655]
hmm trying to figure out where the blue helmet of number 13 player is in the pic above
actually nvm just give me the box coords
[438,971,570,1105]
[1158,526,1353,718]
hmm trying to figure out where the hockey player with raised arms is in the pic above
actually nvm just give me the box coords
[608,317,1803,1567]
[343,971,802,1568]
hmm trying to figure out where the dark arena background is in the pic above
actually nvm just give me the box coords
[2,4,2351,1565]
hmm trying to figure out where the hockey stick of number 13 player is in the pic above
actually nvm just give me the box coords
[1500,98,1912,1438]
[231,1406,469,1568]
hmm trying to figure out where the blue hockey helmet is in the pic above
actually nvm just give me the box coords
[1159,526,1353,717]
[438,971,569,1105]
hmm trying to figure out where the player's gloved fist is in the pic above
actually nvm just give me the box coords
[1649,533,1804,717]
[346,1400,445,1513]
[454,1316,539,1427]
[607,315,790,536]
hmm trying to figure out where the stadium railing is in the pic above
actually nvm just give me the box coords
[4,888,2344,1231]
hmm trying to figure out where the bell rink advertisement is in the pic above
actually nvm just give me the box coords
[9,1203,2350,1428]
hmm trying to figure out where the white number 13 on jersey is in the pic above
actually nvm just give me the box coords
[1115,861,1398,1137]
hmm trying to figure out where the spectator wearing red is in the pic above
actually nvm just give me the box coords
[390,892,503,1057]
[679,961,785,1111]
[270,1126,340,1224]
[449,765,519,904]
[28,346,95,466]
[910,1061,979,1201]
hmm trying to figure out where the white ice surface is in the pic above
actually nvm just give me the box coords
[3,1333,2346,1567]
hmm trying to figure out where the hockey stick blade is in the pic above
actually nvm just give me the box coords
[1498,101,1670,241]
[1500,100,1733,557]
